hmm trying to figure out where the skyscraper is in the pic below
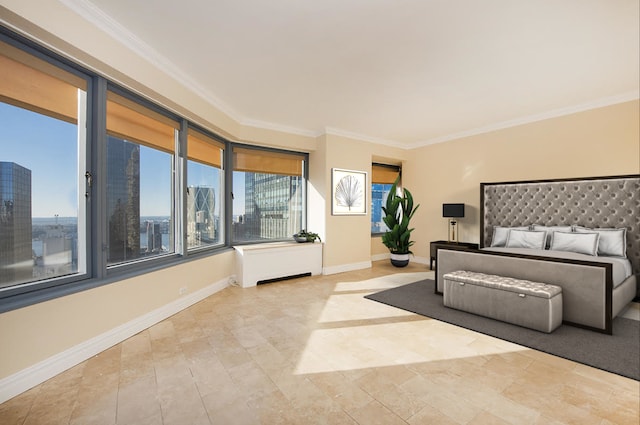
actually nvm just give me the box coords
[145,220,162,253]
[42,224,73,274]
[242,173,302,241]
[186,186,216,247]
[106,136,140,263]
[0,161,32,286]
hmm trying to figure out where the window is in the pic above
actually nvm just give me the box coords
[371,163,401,234]
[106,91,179,266]
[186,128,224,250]
[232,146,306,243]
[0,39,89,290]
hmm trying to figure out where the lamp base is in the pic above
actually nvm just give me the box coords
[447,219,458,243]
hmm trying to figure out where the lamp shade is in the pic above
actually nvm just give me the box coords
[443,203,465,218]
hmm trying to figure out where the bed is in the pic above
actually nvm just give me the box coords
[436,174,640,334]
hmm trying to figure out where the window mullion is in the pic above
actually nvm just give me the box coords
[92,76,108,279]
[225,145,234,247]
[177,120,187,255]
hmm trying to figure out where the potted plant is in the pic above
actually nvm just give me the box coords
[381,177,420,267]
[293,229,322,243]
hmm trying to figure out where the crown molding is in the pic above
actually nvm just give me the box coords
[323,91,638,149]
[240,118,320,139]
[324,127,408,149]
[59,0,243,122]
[413,91,640,148]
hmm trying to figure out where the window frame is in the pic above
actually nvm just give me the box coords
[371,163,401,236]
[102,84,182,273]
[229,142,308,246]
[0,29,94,300]
[184,123,226,253]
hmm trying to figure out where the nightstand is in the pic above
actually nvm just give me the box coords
[429,240,479,270]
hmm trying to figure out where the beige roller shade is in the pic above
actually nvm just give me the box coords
[106,91,178,153]
[372,163,400,184]
[0,40,86,123]
[188,129,224,168]
[233,147,305,176]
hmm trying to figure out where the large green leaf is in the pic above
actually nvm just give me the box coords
[380,176,420,255]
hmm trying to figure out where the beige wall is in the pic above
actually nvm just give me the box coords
[310,134,407,270]
[371,235,389,258]
[405,100,640,261]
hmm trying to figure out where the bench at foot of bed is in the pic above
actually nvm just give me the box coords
[443,270,563,333]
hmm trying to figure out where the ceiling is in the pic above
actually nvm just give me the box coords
[73,0,638,147]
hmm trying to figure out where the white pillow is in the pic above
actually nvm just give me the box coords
[532,225,572,249]
[491,226,530,247]
[505,230,546,250]
[550,231,600,256]
[574,226,627,257]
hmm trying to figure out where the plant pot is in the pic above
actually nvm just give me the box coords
[390,253,410,267]
[293,231,320,243]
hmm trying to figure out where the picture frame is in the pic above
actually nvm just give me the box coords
[331,168,367,215]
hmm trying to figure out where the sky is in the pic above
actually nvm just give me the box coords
[1,101,245,218]
[0,102,78,217]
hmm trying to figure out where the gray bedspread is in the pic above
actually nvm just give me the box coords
[482,247,633,287]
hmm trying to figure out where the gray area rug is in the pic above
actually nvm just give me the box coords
[365,279,640,381]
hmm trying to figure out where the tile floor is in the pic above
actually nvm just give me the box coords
[1,261,638,424]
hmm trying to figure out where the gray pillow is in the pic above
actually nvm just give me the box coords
[532,225,572,249]
[491,226,530,247]
[550,231,600,256]
[505,229,546,250]
[573,226,627,257]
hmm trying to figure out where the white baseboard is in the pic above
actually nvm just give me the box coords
[323,261,372,275]
[0,277,230,404]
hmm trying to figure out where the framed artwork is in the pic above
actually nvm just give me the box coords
[332,168,367,215]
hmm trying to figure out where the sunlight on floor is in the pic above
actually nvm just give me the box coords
[295,271,528,375]
[332,272,434,293]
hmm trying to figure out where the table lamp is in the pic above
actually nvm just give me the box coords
[443,203,465,243]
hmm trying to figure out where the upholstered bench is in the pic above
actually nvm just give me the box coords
[442,270,563,333]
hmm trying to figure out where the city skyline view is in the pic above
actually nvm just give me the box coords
[1,101,246,217]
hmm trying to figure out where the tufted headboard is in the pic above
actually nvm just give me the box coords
[481,175,640,275]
